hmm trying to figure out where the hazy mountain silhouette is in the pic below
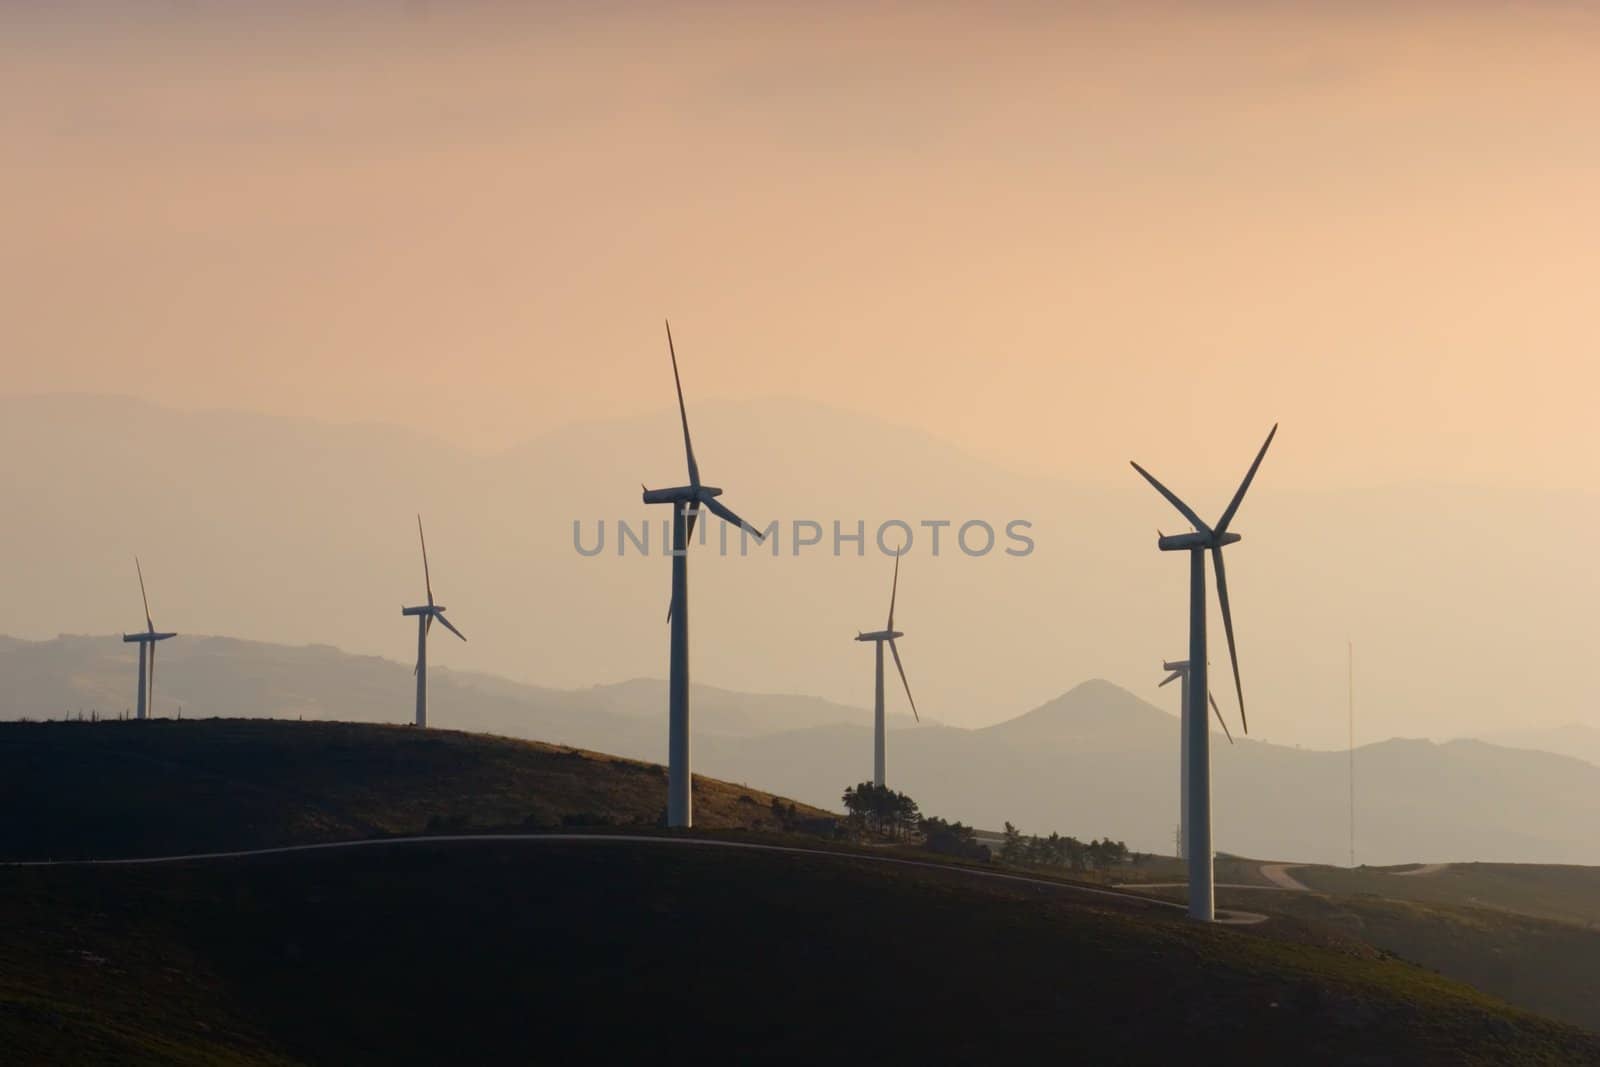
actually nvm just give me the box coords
[5,393,1598,757]
[978,677,1174,748]
[7,633,1598,868]
[1477,723,1600,769]
[0,633,884,744]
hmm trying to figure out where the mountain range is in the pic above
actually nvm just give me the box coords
[7,632,1597,868]
[1,393,1597,753]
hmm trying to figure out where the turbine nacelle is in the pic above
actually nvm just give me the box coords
[1159,658,1234,745]
[641,484,723,505]
[401,604,444,616]
[122,632,176,643]
[855,629,904,642]
[1157,530,1241,552]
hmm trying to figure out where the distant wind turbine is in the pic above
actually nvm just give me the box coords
[122,559,176,721]
[1131,424,1276,921]
[856,549,919,788]
[401,516,465,728]
[641,320,766,828]
[1158,659,1232,861]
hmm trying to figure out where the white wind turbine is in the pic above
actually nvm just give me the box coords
[641,320,765,828]
[401,516,465,728]
[1158,659,1231,861]
[856,549,918,788]
[122,558,176,721]
[1131,424,1276,920]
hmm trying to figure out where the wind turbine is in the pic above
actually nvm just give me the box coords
[641,320,765,829]
[1131,424,1276,920]
[1158,659,1232,861]
[401,516,465,728]
[856,549,918,788]
[122,559,176,721]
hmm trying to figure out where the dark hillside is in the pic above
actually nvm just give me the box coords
[0,719,829,860]
[3,841,1596,1065]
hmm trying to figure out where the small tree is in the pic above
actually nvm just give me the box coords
[999,821,1024,864]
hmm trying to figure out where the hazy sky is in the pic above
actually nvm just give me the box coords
[5,1,1599,490]
[3,4,1600,756]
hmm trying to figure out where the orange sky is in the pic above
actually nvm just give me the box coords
[4,2,1599,489]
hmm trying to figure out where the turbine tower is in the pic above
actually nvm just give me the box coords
[1158,659,1232,862]
[401,516,466,728]
[1131,424,1276,920]
[641,320,765,828]
[855,549,918,788]
[122,559,176,721]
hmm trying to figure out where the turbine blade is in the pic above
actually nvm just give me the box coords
[435,611,466,642]
[1159,670,1182,688]
[418,515,434,607]
[136,557,154,631]
[425,613,433,638]
[1211,546,1248,735]
[886,548,900,630]
[1214,423,1278,535]
[1209,690,1235,745]
[665,319,701,488]
[1128,461,1210,535]
[703,496,762,539]
[888,638,918,722]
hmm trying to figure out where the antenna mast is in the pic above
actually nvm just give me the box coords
[1348,639,1355,868]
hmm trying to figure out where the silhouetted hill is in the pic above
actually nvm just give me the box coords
[1479,723,1600,768]
[0,719,831,861]
[4,839,1597,1064]
[0,632,880,742]
[7,634,1600,866]
[980,677,1175,748]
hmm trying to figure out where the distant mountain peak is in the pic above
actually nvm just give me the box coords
[981,678,1176,744]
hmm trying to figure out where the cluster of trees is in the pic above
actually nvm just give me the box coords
[918,816,990,861]
[997,822,1130,871]
[841,783,990,860]
[840,785,1125,870]
[841,782,921,839]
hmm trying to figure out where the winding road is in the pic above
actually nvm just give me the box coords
[1258,863,1312,891]
[1392,862,1451,877]
[0,832,1271,925]
[1123,860,1453,899]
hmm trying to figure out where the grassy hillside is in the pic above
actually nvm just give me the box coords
[1226,889,1600,1034]
[5,718,1597,1062]
[1118,863,1600,1034]
[4,841,1598,1065]
[1293,862,1600,928]
[0,719,831,860]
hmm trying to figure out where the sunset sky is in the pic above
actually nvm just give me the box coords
[6,1,1599,490]
[2,3,1599,752]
